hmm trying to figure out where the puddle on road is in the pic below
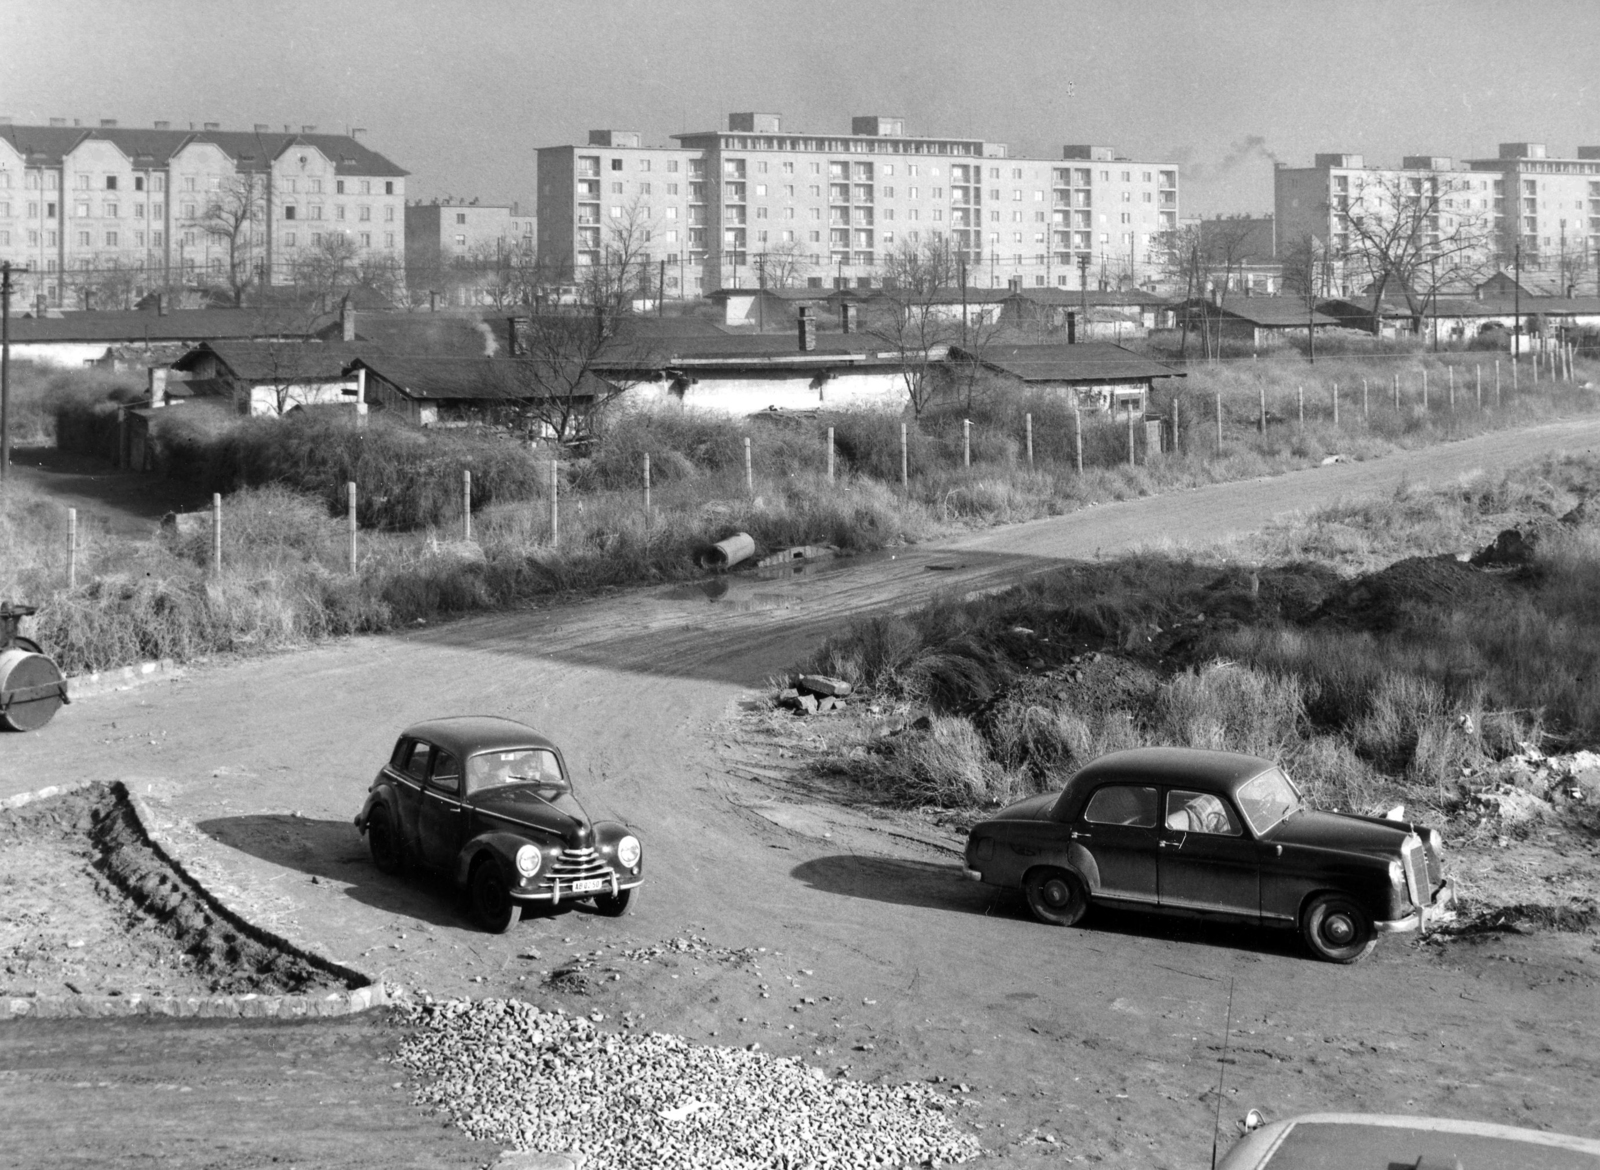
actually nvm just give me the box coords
[656,552,869,613]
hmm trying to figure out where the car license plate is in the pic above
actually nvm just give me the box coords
[569,878,606,895]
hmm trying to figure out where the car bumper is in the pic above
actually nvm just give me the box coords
[963,867,983,882]
[1375,879,1455,935]
[509,874,644,904]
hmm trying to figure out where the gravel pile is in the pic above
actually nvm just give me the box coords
[395,998,981,1169]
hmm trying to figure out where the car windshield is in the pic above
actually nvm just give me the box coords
[1235,767,1302,835]
[466,748,568,795]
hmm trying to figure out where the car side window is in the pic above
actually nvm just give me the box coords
[400,740,432,782]
[428,750,462,795]
[1083,785,1157,828]
[1165,790,1242,836]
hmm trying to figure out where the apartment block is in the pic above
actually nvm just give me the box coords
[537,114,1180,297]
[405,201,536,304]
[0,118,408,308]
[1275,143,1600,294]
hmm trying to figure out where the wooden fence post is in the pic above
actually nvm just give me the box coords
[1332,382,1339,427]
[1172,396,1181,456]
[211,492,223,576]
[1258,384,1267,434]
[463,469,472,541]
[1215,392,1223,451]
[1421,368,1429,412]
[1073,407,1083,474]
[67,507,77,590]
[346,482,357,575]
[1297,385,1304,429]
[900,422,908,490]
[1495,359,1502,405]
[1448,366,1455,413]
[643,452,651,516]
[826,426,835,483]
[1513,355,1519,395]
[744,436,753,495]
[1392,372,1400,411]
[1126,409,1136,466]
[1362,377,1369,419]
[1476,365,1482,410]
[1533,350,1539,384]
[963,418,971,469]
[1024,412,1033,468]
[549,460,559,546]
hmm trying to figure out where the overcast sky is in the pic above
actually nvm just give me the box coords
[6,0,1598,217]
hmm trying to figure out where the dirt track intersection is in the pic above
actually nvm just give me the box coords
[5,416,1600,1168]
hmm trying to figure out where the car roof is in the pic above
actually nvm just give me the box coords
[1069,747,1277,796]
[399,716,559,757]
[1219,1113,1600,1169]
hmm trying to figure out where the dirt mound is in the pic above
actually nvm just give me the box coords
[0,784,351,998]
[1315,555,1510,629]
[981,651,1163,728]
[1454,899,1599,936]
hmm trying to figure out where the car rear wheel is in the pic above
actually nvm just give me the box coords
[367,806,403,875]
[1024,867,1088,927]
[470,860,518,934]
[1302,893,1377,963]
[591,887,634,917]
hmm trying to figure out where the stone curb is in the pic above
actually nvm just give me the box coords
[65,657,183,701]
[0,778,94,812]
[2,780,405,1023]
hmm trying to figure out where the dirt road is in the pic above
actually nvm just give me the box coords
[5,416,1600,1168]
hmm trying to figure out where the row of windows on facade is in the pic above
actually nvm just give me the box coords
[0,172,396,196]
[574,155,1178,186]
[0,229,396,251]
[577,178,1177,209]
[0,199,395,223]
[574,202,1172,228]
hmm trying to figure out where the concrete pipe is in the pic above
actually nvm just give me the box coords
[697,532,755,571]
[0,646,69,732]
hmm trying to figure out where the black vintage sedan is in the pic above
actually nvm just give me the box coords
[354,717,643,933]
[963,747,1451,962]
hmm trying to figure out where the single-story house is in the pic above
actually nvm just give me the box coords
[171,340,368,416]
[5,305,329,368]
[352,355,625,430]
[999,288,1170,339]
[1319,295,1600,344]
[1169,296,1342,346]
[945,342,1185,414]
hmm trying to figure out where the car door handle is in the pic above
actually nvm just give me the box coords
[1159,839,1183,850]
[1070,830,1089,840]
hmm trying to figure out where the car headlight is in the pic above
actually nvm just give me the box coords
[1387,859,1405,887]
[516,845,542,877]
[1426,828,1445,856]
[616,835,641,869]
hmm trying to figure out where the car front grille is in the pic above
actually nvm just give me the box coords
[548,846,612,884]
[1402,837,1429,908]
[1423,840,1443,888]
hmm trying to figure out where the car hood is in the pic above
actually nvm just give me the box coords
[985,792,1061,824]
[472,787,592,844]
[1267,808,1411,859]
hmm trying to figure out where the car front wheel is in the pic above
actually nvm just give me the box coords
[367,806,403,875]
[591,887,634,917]
[470,860,519,934]
[1024,867,1088,926]
[1302,893,1377,963]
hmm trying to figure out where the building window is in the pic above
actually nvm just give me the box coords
[105,230,117,245]
[385,232,395,247]
[285,231,296,246]
[76,174,91,190]
[76,202,90,218]
[359,205,370,221]
[611,182,623,194]
[454,233,466,245]
[335,205,345,220]
[310,205,322,219]
[336,180,345,194]
[152,231,162,246]
[611,159,623,171]
[384,205,394,221]
[360,232,371,246]
[77,230,90,245]
[105,202,118,217]
[384,181,393,194]
[360,181,371,195]
[284,205,297,220]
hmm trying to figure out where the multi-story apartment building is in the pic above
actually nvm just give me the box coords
[1275,143,1600,295]
[0,118,407,309]
[405,201,537,304]
[537,114,1180,297]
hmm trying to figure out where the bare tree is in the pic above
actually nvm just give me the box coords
[293,233,360,305]
[755,240,812,290]
[1279,231,1339,361]
[184,174,265,307]
[1340,173,1493,335]
[481,313,654,442]
[581,198,658,311]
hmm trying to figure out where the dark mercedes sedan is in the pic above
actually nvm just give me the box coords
[963,747,1451,962]
[354,717,642,933]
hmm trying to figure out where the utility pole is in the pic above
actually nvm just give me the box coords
[1513,241,1523,363]
[960,257,969,347]
[0,261,27,485]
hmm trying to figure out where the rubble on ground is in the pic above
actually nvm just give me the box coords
[776,675,853,716]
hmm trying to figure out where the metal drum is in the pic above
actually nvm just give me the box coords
[0,603,69,732]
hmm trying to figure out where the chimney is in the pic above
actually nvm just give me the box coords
[839,302,854,334]
[508,315,530,356]
[35,295,47,315]
[148,367,168,407]
[100,118,118,128]
[48,117,66,127]
[254,123,269,132]
[798,305,816,351]
[301,124,316,133]
[340,296,356,343]
[350,127,366,140]
[154,120,170,130]
[1066,310,1077,344]
[429,290,439,312]
[203,122,220,131]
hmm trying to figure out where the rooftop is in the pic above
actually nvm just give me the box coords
[0,123,408,177]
